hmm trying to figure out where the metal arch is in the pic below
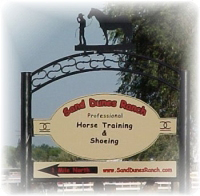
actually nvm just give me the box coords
[31,51,180,93]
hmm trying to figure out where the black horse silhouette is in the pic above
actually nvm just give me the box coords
[88,8,132,45]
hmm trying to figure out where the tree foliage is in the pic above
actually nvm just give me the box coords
[105,2,197,67]
[3,144,82,168]
[32,144,81,162]
[2,146,20,168]
[2,140,21,168]
[104,2,198,161]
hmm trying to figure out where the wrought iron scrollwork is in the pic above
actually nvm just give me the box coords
[31,51,180,93]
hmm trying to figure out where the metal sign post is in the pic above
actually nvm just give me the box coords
[21,72,32,193]
[179,70,190,194]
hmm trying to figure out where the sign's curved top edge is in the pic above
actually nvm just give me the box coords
[51,93,160,119]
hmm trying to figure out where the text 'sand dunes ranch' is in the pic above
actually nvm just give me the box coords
[34,94,177,160]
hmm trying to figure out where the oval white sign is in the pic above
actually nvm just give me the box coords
[34,94,176,160]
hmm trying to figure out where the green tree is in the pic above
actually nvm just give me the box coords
[2,146,19,167]
[32,144,81,162]
[105,2,198,161]
[32,145,49,161]
[56,151,81,162]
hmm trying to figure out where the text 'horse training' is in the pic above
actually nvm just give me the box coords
[88,8,133,45]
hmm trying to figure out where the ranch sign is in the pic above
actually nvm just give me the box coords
[33,93,176,160]
[20,6,190,193]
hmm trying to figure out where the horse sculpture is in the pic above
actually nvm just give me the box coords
[88,8,132,45]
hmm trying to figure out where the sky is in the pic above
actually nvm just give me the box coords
[0,0,122,147]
